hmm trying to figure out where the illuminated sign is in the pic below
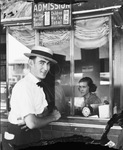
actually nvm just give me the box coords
[32,2,72,29]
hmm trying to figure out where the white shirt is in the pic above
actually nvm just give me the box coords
[8,73,48,124]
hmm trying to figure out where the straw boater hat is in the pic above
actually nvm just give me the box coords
[24,46,57,64]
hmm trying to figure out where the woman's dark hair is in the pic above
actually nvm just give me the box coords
[79,77,97,92]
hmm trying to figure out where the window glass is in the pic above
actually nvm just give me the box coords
[4,16,123,120]
[40,29,71,116]
[73,16,111,118]
[7,25,32,111]
[7,18,112,119]
[7,26,71,116]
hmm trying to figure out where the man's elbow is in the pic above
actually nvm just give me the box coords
[24,114,38,129]
[27,121,37,129]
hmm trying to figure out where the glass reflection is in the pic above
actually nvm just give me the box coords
[73,17,110,118]
[7,26,71,116]
[40,29,71,116]
[7,25,32,111]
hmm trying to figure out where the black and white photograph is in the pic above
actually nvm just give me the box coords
[0,0,123,150]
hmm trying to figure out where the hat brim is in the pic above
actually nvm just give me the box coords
[24,53,57,64]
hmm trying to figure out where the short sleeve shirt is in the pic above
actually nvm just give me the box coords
[8,73,48,124]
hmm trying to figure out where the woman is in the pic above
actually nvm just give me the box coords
[78,77,101,106]
[76,77,101,116]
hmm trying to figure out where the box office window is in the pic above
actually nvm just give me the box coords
[42,16,113,118]
[73,16,111,118]
[6,15,114,119]
[7,25,71,115]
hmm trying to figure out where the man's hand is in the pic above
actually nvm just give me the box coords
[51,109,61,121]
[17,117,29,131]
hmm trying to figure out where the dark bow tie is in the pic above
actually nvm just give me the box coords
[36,81,56,112]
[36,81,44,88]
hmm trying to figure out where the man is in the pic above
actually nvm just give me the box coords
[2,46,61,149]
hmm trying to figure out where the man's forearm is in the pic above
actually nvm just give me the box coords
[24,108,61,130]
[24,113,56,129]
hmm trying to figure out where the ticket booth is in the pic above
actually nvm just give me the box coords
[2,1,123,119]
[1,0,123,145]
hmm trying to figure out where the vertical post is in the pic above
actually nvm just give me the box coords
[109,15,113,117]
[0,6,1,112]
[120,33,123,110]
[35,29,40,46]
[0,4,1,44]
[6,27,9,112]
[70,28,75,115]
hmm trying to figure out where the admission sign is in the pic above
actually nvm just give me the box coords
[32,2,72,29]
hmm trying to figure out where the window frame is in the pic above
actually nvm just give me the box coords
[5,13,114,120]
[69,14,113,118]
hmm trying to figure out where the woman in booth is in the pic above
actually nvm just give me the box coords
[78,77,101,106]
[75,77,101,116]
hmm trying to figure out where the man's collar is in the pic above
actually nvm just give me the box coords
[28,72,41,84]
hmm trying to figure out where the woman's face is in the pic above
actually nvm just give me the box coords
[78,81,90,97]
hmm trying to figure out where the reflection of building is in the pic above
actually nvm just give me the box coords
[8,33,30,84]
[8,64,29,84]
[8,34,30,64]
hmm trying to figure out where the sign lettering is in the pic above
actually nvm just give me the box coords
[32,2,71,29]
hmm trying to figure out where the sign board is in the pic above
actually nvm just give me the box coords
[32,2,72,29]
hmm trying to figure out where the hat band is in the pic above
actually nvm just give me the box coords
[31,50,53,59]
